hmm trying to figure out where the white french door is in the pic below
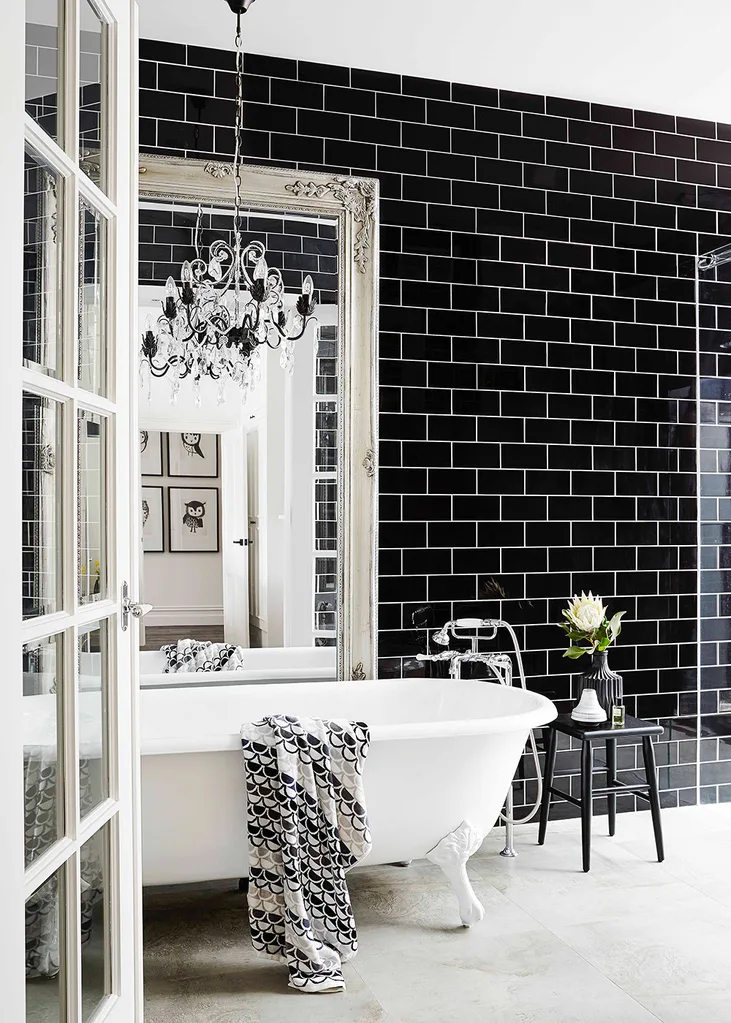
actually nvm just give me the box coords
[1,1,140,1021]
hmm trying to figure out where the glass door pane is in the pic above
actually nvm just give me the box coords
[25,0,61,144]
[22,392,63,619]
[77,411,107,605]
[23,633,64,867]
[78,620,109,817]
[25,868,64,1022]
[24,146,62,377]
[80,824,111,1020]
[78,200,107,396]
[78,0,108,193]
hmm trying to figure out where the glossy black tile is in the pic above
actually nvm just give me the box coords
[137,39,731,815]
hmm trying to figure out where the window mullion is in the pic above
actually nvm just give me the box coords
[63,0,80,167]
[64,853,82,1023]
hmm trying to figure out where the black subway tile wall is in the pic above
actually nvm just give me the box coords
[139,41,731,816]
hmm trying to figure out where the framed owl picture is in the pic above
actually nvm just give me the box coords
[140,430,163,476]
[141,486,164,553]
[168,487,220,553]
[167,432,219,478]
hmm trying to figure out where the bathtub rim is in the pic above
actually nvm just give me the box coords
[140,679,557,756]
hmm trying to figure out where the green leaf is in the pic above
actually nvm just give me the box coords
[559,626,587,641]
[563,645,588,660]
[608,610,626,638]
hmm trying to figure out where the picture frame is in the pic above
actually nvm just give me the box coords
[140,430,163,476]
[167,432,219,478]
[168,487,220,553]
[141,486,164,553]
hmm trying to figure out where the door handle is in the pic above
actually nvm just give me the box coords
[121,581,154,631]
[233,538,253,546]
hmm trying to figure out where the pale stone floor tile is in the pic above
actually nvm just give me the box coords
[145,962,393,1023]
[142,808,731,1022]
[555,911,731,1001]
[352,928,661,1023]
[636,992,731,1023]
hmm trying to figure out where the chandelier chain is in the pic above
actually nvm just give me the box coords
[138,0,318,407]
[233,14,244,303]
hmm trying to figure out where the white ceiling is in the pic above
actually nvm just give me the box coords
[138,0,731,124]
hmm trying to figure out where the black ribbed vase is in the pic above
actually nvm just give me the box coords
[579,650,623,720]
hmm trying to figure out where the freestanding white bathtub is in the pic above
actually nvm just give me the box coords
[140,678,556,925]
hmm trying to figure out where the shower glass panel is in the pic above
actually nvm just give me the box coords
[697,246,731,802]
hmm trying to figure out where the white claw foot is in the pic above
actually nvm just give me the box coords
[426,820,485,927]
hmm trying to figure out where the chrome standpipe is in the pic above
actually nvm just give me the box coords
[500,784,517,858]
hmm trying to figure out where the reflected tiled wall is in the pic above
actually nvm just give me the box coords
[25,23,103,153]
[138,204,339,304]
[139,39,731,815]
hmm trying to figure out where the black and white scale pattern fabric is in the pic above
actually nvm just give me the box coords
[25,759,102,977]
[240,715,371,992]
[161,638,246,673]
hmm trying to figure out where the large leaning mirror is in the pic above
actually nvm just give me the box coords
[136,156,378,684]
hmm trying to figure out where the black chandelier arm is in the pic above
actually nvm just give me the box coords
[267,312,314,343]
[145,352,191,379]
[237,240,267,291]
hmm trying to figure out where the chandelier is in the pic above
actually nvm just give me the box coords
[139,0,317,406]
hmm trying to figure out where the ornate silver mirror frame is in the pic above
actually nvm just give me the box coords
[137,155,379,681]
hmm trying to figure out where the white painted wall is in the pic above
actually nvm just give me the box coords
[138,0,731,123]
[142,437,224,628]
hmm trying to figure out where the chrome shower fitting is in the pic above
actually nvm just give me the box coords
[430,615,544,858]
[446,651,512,683]
[416,649,512,683]
[432,618,501,652]
[416,649,459,665]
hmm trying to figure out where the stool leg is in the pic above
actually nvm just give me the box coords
[641,735,665,863]
[538,727,557,846]
[581,740,593,872]
[606,737,617,838]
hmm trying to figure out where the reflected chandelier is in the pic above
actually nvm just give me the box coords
[139,0,317,406]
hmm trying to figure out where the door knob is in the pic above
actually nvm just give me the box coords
[233,538,253,546]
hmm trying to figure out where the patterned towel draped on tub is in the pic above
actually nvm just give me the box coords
[240,715,371,992]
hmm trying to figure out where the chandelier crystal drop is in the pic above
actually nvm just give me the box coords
[139,0,317,407]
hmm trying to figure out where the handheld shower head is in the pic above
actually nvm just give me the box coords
[432,618,504,650]
[432,624,451,646]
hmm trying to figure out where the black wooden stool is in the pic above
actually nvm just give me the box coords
[538,714,665,872]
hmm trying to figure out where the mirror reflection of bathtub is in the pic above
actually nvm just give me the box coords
[78,648,336,689]
[138,647,336,687]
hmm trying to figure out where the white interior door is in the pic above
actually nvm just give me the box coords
[221,426,250,647]
[246,424,265,644]
[2,1,140,1020]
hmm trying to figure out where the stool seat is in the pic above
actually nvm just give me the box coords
[538,714,665,872]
